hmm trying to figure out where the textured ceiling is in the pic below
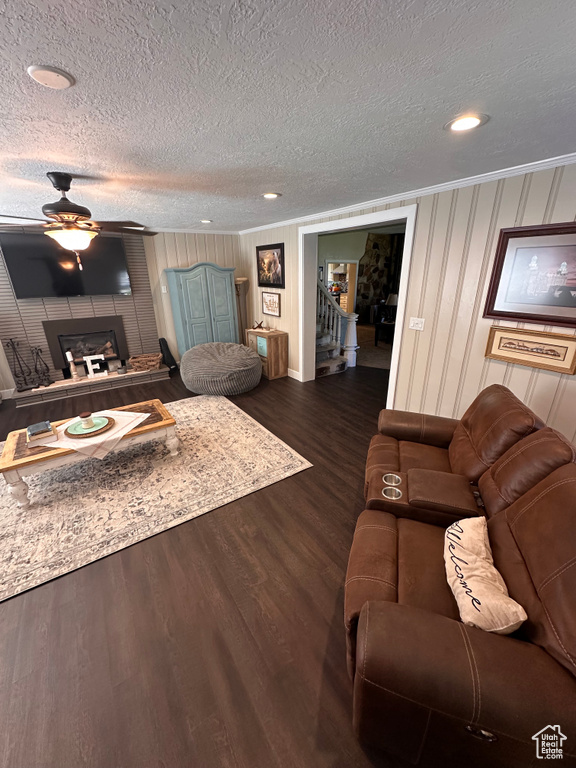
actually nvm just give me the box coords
[0,0,575,232]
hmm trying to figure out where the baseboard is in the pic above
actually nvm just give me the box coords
[1,388,15,400]
[287,368,303,381]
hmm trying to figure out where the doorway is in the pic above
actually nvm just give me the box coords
[298,205,417,408]
[319,223,405,371]
[322,261,358,314]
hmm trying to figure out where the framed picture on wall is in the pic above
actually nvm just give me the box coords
[256,243,285,289]
[483,222,576,328]
[485,326,576,374]
[262,291,281,317]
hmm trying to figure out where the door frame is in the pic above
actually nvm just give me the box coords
[298,204,417,408]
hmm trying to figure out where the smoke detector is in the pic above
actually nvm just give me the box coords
[27,65,75,90]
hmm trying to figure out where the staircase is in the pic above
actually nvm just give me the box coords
[316,280,359,378]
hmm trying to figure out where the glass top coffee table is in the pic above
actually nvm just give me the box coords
[0,399,179,508]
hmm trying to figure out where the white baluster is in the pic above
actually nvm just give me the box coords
[316,279,358,368]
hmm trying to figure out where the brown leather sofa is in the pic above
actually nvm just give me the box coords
[345,385,576,767]
[364,384,546,526]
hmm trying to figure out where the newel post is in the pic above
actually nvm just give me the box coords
[342,313,359,367]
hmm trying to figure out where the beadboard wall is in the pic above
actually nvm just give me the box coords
[0,234,159,394]
[238,226,300,372]
[237,163,576,440]
[144,232,243,361]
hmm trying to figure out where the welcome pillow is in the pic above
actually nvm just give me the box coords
[444,517,527,634]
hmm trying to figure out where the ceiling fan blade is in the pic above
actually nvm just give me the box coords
[124,227,157,236]
[97,220,140,231]
[0,223,49,234]
[97,220,157,236]
[0,214,49,225]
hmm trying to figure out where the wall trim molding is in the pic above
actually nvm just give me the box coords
[239,151,576,236]
[1,388,15,400]
[287,368,302,381]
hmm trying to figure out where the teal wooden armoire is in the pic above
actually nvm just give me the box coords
[165,262,239,356]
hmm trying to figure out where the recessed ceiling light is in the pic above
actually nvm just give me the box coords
[262,192,281,199]
[444,114,489,132]
[27,65,75,89]
[200,219,212,223]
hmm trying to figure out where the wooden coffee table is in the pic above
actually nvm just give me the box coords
[0,399,179,509]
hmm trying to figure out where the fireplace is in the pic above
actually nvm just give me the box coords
[43,316,130,376]
[58,329,119,364]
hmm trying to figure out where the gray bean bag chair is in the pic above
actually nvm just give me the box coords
[180,342,262,395]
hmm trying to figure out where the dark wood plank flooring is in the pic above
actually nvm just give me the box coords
[0,367,400,768]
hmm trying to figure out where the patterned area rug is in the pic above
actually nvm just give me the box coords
[0,396,312,602]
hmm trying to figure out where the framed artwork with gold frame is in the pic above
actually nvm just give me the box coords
[485,326,576,374]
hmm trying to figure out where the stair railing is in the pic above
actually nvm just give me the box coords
[317,279,359,367]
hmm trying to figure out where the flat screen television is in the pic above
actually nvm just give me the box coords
[0,231,132,298]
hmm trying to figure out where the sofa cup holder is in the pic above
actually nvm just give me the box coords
[382,473,402,486]
[382,486,403,500]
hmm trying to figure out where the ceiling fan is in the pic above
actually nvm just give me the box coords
[0,171,156,255]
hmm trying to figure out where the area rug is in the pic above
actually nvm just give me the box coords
[356,342,392,369]
[356,325,392,370]
[0,396,312,602]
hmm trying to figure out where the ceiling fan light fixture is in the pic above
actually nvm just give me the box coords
[42,196,92,222]
[45,226,98,251]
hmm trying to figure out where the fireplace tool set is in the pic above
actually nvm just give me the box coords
[4,339,53,391]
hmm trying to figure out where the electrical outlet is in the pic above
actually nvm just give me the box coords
[409,317,425,331]
[161,285,167,293]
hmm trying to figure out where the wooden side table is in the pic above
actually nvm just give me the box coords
[245,329,288,380]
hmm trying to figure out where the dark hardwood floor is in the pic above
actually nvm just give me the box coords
[0,367,400,768]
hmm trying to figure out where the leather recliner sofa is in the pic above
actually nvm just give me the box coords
[345,385,576,767]
[363,384,546,526]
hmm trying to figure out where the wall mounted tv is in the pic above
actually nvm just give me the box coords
[0,231,132,299]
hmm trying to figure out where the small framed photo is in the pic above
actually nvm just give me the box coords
[256,243,285,289]
[108,359,122,373]
[485,326,576,374]
[484,222,576,328]
[262,291,281,317]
